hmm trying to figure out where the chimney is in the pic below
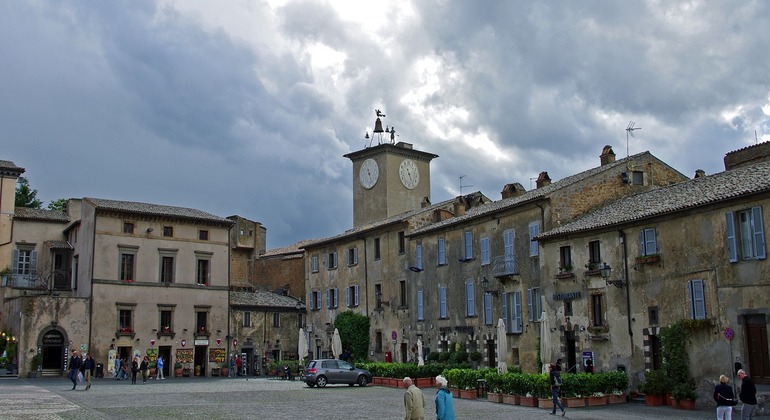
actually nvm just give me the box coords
[694,169,706,179]
[421,197,431,208]
[600,145,616,166]
[501,182,526,199]
[536,172,551,189]
[453,197,466,216]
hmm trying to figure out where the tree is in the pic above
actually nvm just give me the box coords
[47,198,68,212]
[333,311,370,362]
[15,177,42,209]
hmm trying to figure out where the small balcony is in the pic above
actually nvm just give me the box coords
[491,255,517,278]
[195,327,209,337]
[116,327,135,339]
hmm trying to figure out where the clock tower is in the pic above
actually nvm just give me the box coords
[345,141,437,228]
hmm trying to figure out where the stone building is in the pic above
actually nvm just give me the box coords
[536,142,770,393]
[405,147,688,373]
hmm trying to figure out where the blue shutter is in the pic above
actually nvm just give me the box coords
[354,286,359,306]
[639,230,645,256]
[12,250,19,274]
[527,288,534,322]
[346,287,350,307]
[752,207,766,259]
[316,292,321,309]
[30,250,38,274]
[465,282,475,316]
[438,239,446,265]
[309,292,313,310]
[484,293,492,325]
[333,288,338,308]
[439,287,447,318]
[416,244,422,269]
[689,279,706,320]
[512,292,523,333]
[529,223,540,256]
[464,231,473,259]
[725,212,738,262]
[326,289,331,309]
[417,289,424,320]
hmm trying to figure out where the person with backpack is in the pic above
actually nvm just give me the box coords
[549,363,566,416]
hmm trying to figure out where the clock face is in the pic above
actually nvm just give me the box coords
[359,158,379,189]
[399,159,420,189]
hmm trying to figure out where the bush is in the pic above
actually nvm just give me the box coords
[469,351,482,362]
[30,354,42,371]
[449,350,468,364]
[639,370,666,395]
[438,352,451,363]
[427,352,440,362]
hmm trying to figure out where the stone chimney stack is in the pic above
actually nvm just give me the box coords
[694,169,706,179]
[453,196,466,216]
[600,145,616,166]
[536,172,551,189]
[501,182,526,199]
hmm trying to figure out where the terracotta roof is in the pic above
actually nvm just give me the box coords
[84,197,233,225]
[0,160,25,176]
[45,240,73,250]
[408,151,672,236]
[230,290,305,309]
[538,160,770,240]
[14,207,69,222]
[262,239,315,257]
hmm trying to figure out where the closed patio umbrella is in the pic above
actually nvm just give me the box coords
[298,328,308,361]
[540,296,551,374]
[496,318,508,374]
[417,339,424,366]
[332,328,342,359]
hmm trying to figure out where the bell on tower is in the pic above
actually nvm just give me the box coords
[371,109,396,145]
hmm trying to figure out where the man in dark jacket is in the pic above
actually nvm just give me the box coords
[68,350,82,390]
[737,369,757,420]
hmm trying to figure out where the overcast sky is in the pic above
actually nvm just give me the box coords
[2,1,768,249]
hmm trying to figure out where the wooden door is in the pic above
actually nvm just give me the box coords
[745,315,769,383]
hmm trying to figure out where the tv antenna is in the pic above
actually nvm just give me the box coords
[459,175,473,195]
[625,121,641,158]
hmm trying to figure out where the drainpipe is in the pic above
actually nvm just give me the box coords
[619,230,633,356]
[362,238,369,315]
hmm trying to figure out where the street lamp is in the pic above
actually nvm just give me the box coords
[480,276,499,296]
[600,263,626,288]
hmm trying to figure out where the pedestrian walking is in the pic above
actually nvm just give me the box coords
[714,374,736,420]
[403,377,425,420]
[435,375,455,420]
[131,357,139,384]
[114,357,122,379]
[140,356,149,384]
[83,354,95,390]
[156,355,165,379]
[235,355,242,376]
[737,369,757,420]
[68,350,82,390]
[229,356,236,378]
[549,363,566,416]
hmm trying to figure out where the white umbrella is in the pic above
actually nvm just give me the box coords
[417,339,424,366]
[332,328,343,359]
[496,318,508,374]
[540,296,551,374]
[298,328,308,361]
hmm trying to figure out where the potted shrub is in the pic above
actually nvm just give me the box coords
[29,354,43,378]
[672,383,697,410]
[220,361,229,377]
[640,369,666,406]
[469,351,482,369]
[174,362,183,377]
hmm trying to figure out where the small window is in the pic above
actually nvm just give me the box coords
[502,291,523,333]
[199,230,209,241]
[346,286,359,307]
[160,310,173,332]
[398,231,405,254]
[415,244,423,270]
[272,313,281,327]
[417,289,424,321]
[123,222,134,234]
[527,288,542,321]
[243,311,252,327]
[483,293,493,325]
[374,238,381,260]
[438,286,447,318]
[648,306,659,325]
[726,208,766,262]
[400,280,407,308]
[327,252,338,270]
[688,279,706,320]
[375,284,383,310]
[160,256,174,284]
[590,293,605,327]
[465,282,475,317]
[639,228,657,256]
[632,171,644,185]
[347,247,358,266]
[564,300,573,317]
[529,222,540,256]
[311,256,319,273]
[119,309,133,331]
[197,259,210,285]
[375,331,383,353]
[163,226,173,237]
[196,311,208,333]
[309,291,321,310]
[559,246,572,271]
[120,252,135,282]
[588,240,601,267]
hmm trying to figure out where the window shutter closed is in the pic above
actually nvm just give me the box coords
[12,250,19,274]
[354,286,359,306]
[30,250,38,273]
[512,291,523,333]
[527,288,534,322]
[689,279,706,320]
[346,287,350,306]
[501,292,509,333]
[725,212,738,262]
[752,207,766,259]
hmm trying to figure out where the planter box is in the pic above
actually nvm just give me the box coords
[562,397,586,408]
[487,392,503,403]
[586,396,606,406]
[644,394,663,406]
[676,399,695,410]
[414,377,433,388]
[607,394,626,404]
[635,254,661,264]
[502,394,519,405]
[538,398,553,409]
[450,388,460,398]
[459,389,477,400]
[519,396,538,407]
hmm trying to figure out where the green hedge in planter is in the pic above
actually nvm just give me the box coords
[358,362,464,379]
[444,368,495,390]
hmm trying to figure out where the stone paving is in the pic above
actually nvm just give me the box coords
[0,376,723,419]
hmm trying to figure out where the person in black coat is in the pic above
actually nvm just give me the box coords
[738,369,757,420]
[82,354,95,390]
[68,350,82,390]
[714,374,736,420]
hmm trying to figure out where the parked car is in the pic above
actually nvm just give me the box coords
[302,359,371,388]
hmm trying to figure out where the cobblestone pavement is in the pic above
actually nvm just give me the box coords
[0,376,719,419]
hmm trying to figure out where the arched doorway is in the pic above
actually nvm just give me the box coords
[39,328,67,375]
